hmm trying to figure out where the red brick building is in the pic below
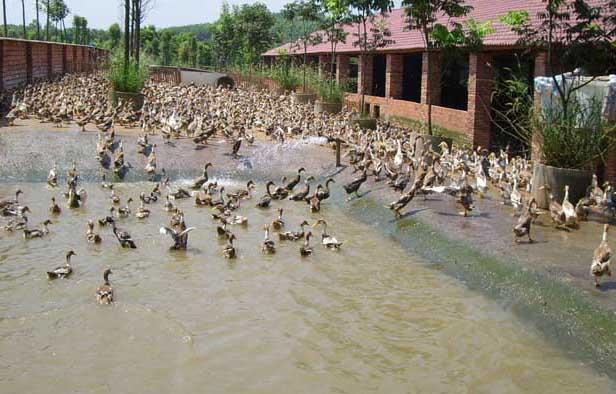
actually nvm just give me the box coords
[263,1,564,150]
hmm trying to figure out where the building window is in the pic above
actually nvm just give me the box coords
[440,54,469,111]
[372,54,386,97]
[402,53,422,103]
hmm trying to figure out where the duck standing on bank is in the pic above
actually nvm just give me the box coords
[591,224,612,288]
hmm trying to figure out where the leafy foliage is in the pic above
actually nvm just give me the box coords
[107,50,148,93]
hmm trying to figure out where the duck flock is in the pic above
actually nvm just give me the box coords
[1,72,615,305]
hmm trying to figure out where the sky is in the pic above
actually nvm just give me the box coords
[2,0,291,30]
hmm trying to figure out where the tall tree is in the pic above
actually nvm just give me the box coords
[349,0,394,116]
[45,0,50,40]
[282,0,323,93]
[124,0,130,74]
[402,0,472,135]
[109,23,121,48]
[36,0,40,39]
[236,3,276,66]
[2,0,7,37]
[160,30,173,65]
[320,0,350,96]
[21,0,26,38]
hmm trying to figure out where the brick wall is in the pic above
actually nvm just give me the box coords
[345,92,470,137]
[0,38,106,89]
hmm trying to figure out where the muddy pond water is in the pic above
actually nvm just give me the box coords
[0,130,614,393]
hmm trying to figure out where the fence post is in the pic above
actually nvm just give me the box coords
[0,40,4,91]
[335,139,342,167]
[62,45,67,74]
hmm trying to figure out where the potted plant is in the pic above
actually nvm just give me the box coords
[282,0,322,104]
[271,50,301,95]
[314,77,346,113]
[349,0,394,129]
[107,52,147,111]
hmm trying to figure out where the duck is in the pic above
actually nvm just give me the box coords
[96,269,114,305]
[110,189,121,204]
[223,234,237,259]
[386,187,416,218]
[86,220,102,243]
[135,201,151,219]
[561,185,578,228]
[279,220,310,241]
[49,197,61,214]
[139,191,154,205]
[261,225,276,254]
[591,224,612,287]
[542,186,566,227]
[47,165,58,187]
[170,187,191,200]
[513,198,539,244]
[272,177,289,200]
[309,192,321,212]
[289,176,314,201]
[312,219,343,249]
[24,220,52,239]
[0,189,23,210]
[101,174,113,190]
[256,181,274,208]
[117,198,133,218]
[272,208,285,230]
[216,219,233,239]
[316,179,335,201]
[343,170,367,200]
[110,220,137,249]
[300,231,313,257]
[47,250,75,279]
[164,195,177,212]
[4,214,29,232]
[159,225,196,250]
[228,180,256,200]
[284,167,306,191]
[191,162,212,190]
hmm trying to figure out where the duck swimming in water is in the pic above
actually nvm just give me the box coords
[284,167,306,191]
[110,220,137,249]
[47,165,58,187]
[47,250,75,279]
[223,233,237,259]
[23,219,52,239]
[312,219,343,249]
[272,208,285,230]
[86,220,102,243]
[261,225,276,254]
[96,269,114,305]
[159,225,196,250]
[49,197,61,214]
[279,220,309,241]
[191,162,212,190]
[343,170,367,201]
[300,231,313,257]
[256,181,274,208]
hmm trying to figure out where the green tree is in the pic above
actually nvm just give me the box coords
[320,0,350,97]
[160,30,174,65]
[236,2,276,66]
[402,0,473,134]
[109,23,121,48]
[282,0,323,92]
[211,2,238,67]
[350,0,394,116]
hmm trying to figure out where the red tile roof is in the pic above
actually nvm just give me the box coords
[263,0,602,56]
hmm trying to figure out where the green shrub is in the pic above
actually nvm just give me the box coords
[107,52,148,93]
[534,98,616,170]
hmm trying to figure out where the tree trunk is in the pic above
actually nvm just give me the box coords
[35,0,40,40]
[21,0,26,38]
[424,31,433,136]
[62,18,66,43]
[124,0,130,74]
[45,0,50,40]
[135,0,141,67]
[2,0,7,37]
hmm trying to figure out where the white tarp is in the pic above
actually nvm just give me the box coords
[534,72,616,122]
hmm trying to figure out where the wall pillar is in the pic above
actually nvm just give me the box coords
[467,52,493,149]
[386,53,403,99]
[26,42,33,83]
[531,51,549,161]
[62,46,67,74]
[336,54,349,84]
[421,51,441,106]
[358,55,373,96]
[46,43,52,78]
